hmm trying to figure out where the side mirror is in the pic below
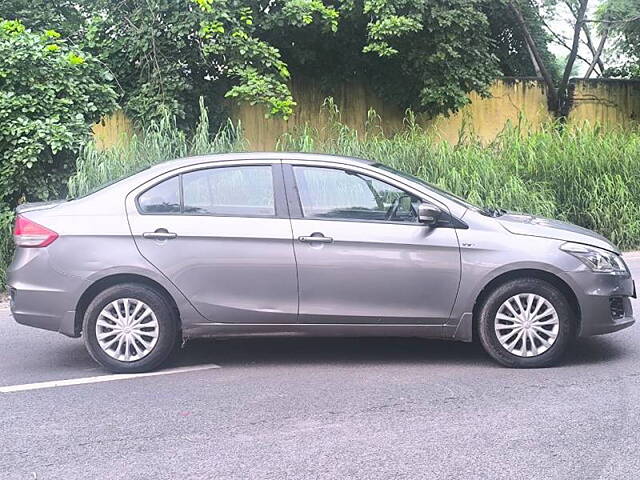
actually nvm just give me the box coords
[418,202,442,226]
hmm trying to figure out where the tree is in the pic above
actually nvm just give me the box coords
[0,19,117,206]
[485,1,560,78]
[8,0,500,128]
[257,0,501,117]
[508,0,591,117]
[4,0,504,127]
[0,0,87,40]
[599,0,640,78]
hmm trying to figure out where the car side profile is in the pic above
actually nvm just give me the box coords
[7,153,636,372]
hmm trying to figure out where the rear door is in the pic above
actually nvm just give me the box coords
[126,160,299,324]
[284,161,461,329]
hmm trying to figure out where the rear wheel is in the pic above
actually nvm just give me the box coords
[477,278,576,368]
[83,283,178,373]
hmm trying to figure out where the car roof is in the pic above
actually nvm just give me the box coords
[153,152,376,171]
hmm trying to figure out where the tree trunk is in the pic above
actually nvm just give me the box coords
[508,1,559,112]
[525,42,542,77]
[584,27,608,79]
[557,0,589,117]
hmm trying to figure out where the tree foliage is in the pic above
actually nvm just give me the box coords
[599,0,640,78]
[0,0,87,40]
[0,19,117,206]
[265,0,501,116]
[486,1,559,79]
[5,0,507,127]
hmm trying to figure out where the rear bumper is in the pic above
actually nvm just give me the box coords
[8,285,79,337]
[7,248,83,338]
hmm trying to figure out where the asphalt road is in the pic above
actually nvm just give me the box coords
[2,260,640,480]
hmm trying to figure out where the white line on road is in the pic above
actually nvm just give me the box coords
[0,364,221,394]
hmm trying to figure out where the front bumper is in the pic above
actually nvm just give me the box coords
[567,271,636,337]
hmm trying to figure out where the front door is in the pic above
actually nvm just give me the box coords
[126,162,298,324]
[285,163,461,327]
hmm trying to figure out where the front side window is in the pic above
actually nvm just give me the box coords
[293,166,420,222]
[182,165,275,216]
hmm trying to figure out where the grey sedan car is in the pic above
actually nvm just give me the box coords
[7,153,635,372]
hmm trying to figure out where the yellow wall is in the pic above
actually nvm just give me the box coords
[569,79,640,128]
[426,78,552,143]
[230,78,553,150]
[92,109,134,150]
[93,78,639,150]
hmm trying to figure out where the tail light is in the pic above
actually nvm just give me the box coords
[13,215,58,248]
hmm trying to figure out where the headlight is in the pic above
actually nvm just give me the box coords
[560,242,628,274]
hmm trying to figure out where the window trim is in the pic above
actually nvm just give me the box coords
[135,163,287,219]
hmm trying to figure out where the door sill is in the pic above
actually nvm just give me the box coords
[186,322,444,339]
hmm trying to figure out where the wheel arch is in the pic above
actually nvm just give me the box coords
[471,268,581,341]
[73,273,182,337]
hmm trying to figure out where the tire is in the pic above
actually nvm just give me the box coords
[83,283,179,373]
[477,278,576,368]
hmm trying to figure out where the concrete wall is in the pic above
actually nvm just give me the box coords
[569,79,640,128]
[230,78,553,150]
[91,109,135,150]
[93,77,640,150]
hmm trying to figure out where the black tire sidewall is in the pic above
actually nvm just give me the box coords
[478,278,575,368]
[83,283,178,373]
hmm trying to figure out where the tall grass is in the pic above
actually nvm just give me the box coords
[279,113,640,249]
[68,99,245,198]
[2,101,640,291]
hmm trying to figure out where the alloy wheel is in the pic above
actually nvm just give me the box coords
[494,293,560,357]
[95,298,159,362]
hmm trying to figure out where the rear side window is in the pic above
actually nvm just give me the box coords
[138,176,180,214]
[182,166,275,216]
[138,165,276,217]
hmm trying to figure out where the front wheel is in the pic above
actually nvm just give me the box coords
[477,278,576,368]
[83,283,178,373]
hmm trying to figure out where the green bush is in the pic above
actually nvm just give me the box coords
[0,18,117,207]
[0,209,13,291]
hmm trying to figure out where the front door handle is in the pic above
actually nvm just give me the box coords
[143,228,177,240]
[298,233,333,244]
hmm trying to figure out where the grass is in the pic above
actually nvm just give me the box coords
[279,113,640,249]
[68,99,245,198]
[2,101,640,290]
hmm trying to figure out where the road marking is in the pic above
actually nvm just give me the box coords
[0,364,220,394]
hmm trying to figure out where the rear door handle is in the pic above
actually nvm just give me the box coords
[298,233,333,244]
[143,228,177,240]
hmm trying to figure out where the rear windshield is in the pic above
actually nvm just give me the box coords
[69,165,151,200]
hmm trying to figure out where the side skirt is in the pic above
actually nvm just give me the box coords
[183,322,445,340]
